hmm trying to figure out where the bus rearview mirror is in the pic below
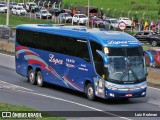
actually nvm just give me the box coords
[144,50,154,67]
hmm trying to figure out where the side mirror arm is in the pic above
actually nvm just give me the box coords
[144,50,154,67]
[96,50,108,67]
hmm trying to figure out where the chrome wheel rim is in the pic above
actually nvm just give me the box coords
[37,74,42,85]
[87,86,93,97]
[29,72,34,82]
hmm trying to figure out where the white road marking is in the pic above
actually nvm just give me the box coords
[13,89,132,120]
[0,53,14,57]
[0,79,130,120]
[0,80,33,91]
[148,86,160,91]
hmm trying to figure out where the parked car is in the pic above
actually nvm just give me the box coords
[11,6,27,15]
[61,9,73,16]
[58,13,72,23]
[145,49,160,67]
[0,25,10,39]
[36,9,52,19]
[118,17,132,28]
[0,4,7,13]
[133,31,160,47]
[72,14,88,25]
[49,8,60,16]
[0,1,6,5]
[89,17,104,28]
[9,2,17,9]
[17,3,25,7]
[25,2,37,12]
[103,18,119,30]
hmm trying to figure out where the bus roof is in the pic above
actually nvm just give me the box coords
[16,24,141,47]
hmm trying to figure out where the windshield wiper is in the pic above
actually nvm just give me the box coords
[129,67,140,82]
[119,57,140,82]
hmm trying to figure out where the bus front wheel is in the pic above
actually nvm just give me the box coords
[36,71,44,87]
[86,83,95,101]
[28,69,36,85]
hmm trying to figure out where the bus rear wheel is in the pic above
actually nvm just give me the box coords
[86,83,95,101]
[36,71,44,87]
[28,69,36,85]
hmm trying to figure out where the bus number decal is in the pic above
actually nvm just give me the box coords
[49,54,63,65]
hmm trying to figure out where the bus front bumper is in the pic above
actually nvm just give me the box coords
[105,88,146,99]
[104,81,147,99]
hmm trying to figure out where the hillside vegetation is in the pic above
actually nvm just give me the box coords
[0,0,160,25]
[63,0,160,21]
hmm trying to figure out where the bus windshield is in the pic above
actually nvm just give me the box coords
[106,47,146,83]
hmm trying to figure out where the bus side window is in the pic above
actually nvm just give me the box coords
[90,41,104,76]
[76,39,90,62]
[64,38,90,62]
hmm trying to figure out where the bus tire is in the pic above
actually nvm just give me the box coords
[28,69,36,85]
[36,71,44,87]
[86,83,95,101]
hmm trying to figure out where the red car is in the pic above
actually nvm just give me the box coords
[89,17,104,28]
[145,49,160,67]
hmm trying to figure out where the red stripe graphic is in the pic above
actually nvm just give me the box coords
[25,52,39,56]
[16,46,28,50]
[28,60,45,69]
[64,75,83,91]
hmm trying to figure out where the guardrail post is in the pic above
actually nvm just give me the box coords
[0,28,2,41]
[86,20,88,27]
[35,13,36,20]
[158,25,160,34]
[139,24,141,32]
[56,17,60,24]
[72,19,73,26]
[30,11,31,19]
[52,15,54,22]
[65,17,66,25]
[60,17,61,23]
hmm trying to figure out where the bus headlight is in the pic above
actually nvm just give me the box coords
[109,93,115,97]
[141,92,146,96]
[140,84,147,89]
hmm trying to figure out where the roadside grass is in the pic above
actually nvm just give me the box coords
[0,13,54,26]
[142,45,160,50]
[0,102,65,120]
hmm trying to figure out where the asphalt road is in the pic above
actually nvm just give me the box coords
[0,53,160,120]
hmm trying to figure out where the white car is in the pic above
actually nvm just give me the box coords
[118,17,132,28]
[25,2,37,12]
[72,14,88,24]
[0,4,7,13]
[58,13,72,23]
[104,18,119,30]
[36,10,52,19]
[11,6,27,15]
[17,3,25,7]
